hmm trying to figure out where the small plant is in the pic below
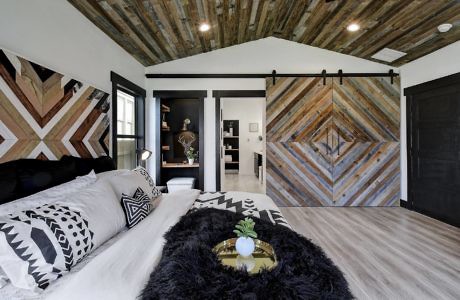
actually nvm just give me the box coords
[186,147,198,160]
[233,217,257,239]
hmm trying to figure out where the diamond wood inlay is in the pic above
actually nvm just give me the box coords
[266,76,400,207]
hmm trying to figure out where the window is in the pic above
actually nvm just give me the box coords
[116,90,137,169]
[111,72,146,170]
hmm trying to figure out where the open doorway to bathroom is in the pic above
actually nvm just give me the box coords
[214,90,266,193]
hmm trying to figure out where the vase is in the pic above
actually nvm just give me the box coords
[235,237,255,257]
[188,158,194,165]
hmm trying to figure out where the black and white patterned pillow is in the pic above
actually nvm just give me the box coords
[121,187,152,228]
[133,167,162,198]
[0,204,94,290]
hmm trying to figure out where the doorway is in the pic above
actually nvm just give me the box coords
[406,72,460,227]
[214,90,266,193]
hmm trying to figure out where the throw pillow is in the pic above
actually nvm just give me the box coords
[121,187,152,228]
[133,167,162,198]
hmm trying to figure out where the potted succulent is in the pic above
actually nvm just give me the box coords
[185,147,198,165]
[233,217,257,257]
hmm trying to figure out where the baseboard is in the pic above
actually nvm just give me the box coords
[400,200,408,208]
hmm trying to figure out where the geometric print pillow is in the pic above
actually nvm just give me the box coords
[121,187,152,228]
[0,204,94,291]
[133,167,162,199]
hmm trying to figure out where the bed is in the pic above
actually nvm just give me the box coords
[0,157,292,300]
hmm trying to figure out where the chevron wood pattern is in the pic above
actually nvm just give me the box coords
[0,49,111,163]
[332,77,400,142]
[333,142,400,206]
[267,77,333,143]
[267,142,333,207]
[266,76,400,207]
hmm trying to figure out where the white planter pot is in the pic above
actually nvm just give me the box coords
[235,237,255,257]
[188,158,194,165]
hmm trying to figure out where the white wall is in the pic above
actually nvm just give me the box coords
[222,98,265,175]
[0,0,145,93]
[399,41,460,201]
[146,37,396,191]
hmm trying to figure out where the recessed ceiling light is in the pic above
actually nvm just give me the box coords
[371,48,407,63]
[438,23,452,33]
[199,23,210,32]
[347,23,360,32]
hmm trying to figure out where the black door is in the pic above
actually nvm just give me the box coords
[406,73,460,227]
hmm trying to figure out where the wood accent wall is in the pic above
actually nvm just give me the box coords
[266,77,400,207]
[0,49,110,163]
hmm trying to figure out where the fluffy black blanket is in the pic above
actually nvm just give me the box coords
[141,208,353,299]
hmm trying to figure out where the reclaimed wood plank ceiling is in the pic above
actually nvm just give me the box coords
[68,0,460,67]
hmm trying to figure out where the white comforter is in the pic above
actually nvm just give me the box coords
[45,189,199,300]
[2,190,285,300]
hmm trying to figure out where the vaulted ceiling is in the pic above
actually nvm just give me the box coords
[68,0,460,67]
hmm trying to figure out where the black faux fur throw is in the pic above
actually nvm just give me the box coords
[141,208,353,300]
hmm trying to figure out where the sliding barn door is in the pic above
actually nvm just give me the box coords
[332,77,400,206]
[266,77,334,206]
[266,76,400,207]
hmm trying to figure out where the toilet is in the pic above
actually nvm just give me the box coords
[167,177,196,193]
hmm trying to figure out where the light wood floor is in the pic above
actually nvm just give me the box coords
[222,174,264,193]
[279,207,460,300]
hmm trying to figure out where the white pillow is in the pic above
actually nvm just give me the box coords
[0,171,97,216]
[103,167,161,202]
[0,179,125,291]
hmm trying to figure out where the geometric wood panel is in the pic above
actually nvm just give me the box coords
[0,49,111,163]
[68,1,460,67]
[333,142,400,206]
[266,76,400,207]
[267,142,333,207]
[333,77,400,142]
[266,77,332,143]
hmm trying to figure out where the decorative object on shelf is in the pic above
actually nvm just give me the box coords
[228,145,232,150]
[178,131,196,155]
[161,104,170,112]
[249,123,259,132]
[161,145,170,151]
[182,118,191,131]
[225,155,232,162]
[186,147,198,165]
[162,113,168,129]
[223,131,230,137]
[233,217,257,257]
[228,121,234,136]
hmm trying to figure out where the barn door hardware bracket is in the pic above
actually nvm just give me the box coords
[389,69,395,84]
[338,69,343,85]
[272,70,277,85]
[322,69,327,85]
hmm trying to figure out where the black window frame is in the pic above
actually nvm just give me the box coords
[111,71,146,168]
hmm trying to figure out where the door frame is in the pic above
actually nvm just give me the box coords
[213,90,266,191]
[153,90,207,190]
[405,72,460,226]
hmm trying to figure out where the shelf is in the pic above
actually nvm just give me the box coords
[225,149,239,151]
[161,127,170,132]
[225,161,239,164]
[161,145,170,151]
[162,162,199,168]
[224,136,239,138]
